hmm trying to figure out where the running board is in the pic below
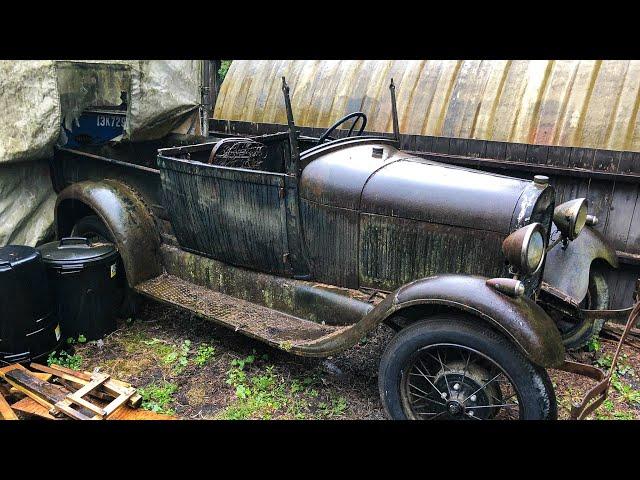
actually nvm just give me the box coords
[135,274,353,356]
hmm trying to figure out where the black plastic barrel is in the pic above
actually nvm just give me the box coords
[38,237,120,341]
[0,245,62,363]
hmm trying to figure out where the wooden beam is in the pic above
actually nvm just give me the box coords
[0,390,18,420]
[0,364,65,411]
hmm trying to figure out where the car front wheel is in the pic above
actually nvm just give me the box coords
[378,315,557,420]
[555,267,610,350]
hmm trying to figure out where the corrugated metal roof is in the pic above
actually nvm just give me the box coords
[214,60,640,152]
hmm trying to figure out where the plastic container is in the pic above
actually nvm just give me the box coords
[0,245,62,363]
[38,237,120,341]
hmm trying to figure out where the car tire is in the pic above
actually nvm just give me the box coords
[378,315,557,420]
[71,215,137,319]
[557,267,610,351]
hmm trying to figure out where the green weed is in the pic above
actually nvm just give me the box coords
[138,381,177,415]
[194,344,216,367]
[47,350,83,370]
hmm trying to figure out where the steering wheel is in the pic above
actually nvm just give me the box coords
[318,112,367,143]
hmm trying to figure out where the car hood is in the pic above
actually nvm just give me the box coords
[300,141,534,234]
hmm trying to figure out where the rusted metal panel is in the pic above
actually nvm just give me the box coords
[147,244,564,366]
[158,155,291,275]
[298,139,399,209]
[299,199,359,288]
[158,244,371,327]
[358,214,506,291]
[543,225,618,304]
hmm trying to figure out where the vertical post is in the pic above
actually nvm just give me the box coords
[389,78,400,145]
[201,60,212,136]
[282,76,300,176]
[210,60,221,111]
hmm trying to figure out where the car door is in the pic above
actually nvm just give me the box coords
[159,143,310,277]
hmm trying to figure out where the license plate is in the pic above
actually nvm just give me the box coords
[96,114,126,127]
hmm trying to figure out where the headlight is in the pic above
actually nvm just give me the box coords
[526,229,545,272]
[502,223,546,274]
[553,198,588,240]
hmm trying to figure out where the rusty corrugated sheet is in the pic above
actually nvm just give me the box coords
[214,60,640,152]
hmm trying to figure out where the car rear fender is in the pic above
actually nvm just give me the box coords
[55,179,162,287]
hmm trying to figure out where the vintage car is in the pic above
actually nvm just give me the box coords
[50,79,624,420]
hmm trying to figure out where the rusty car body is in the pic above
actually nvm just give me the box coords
[49,78,628,420]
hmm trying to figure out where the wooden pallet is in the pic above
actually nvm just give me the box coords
[30,363,142,408]
[0,363,142,420]
[11,396,175,420]
[52,372,136,420]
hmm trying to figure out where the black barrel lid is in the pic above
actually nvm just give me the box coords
[0,245,40,270]
[38,237,117,266]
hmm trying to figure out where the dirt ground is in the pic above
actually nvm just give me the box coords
[63,298,640,420]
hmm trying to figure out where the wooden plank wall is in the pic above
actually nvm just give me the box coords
[210,119,640,309]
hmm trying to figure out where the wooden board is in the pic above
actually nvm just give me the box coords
[0,364,65,410]
[11,397,58,420]
[11,396,175,421]
[0,390,18,420]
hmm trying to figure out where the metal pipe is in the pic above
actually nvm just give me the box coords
[281,77,301,176]
[389,78,400,144]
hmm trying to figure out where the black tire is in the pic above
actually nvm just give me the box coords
[557,267,610,351]
[379,315,557,420]
[70,215,113,243]
[71,215,137,319]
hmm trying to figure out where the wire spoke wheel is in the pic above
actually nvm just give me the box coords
[400,343,523,420]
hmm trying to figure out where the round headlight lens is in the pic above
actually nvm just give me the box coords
[573,202,588,237]
[502,223,546,274]
[525,230,545,272]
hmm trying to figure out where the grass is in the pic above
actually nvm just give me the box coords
[595,352,640,407]
[194,344,216,367]
[217,352,349,420]
[138,381,178,415]
[104,329,220,414]
[76,307,638,420]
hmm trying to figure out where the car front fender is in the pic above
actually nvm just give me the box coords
[365,275,564,368]
[302,274,565,366]
[55,179,162,287]
[543,225,618,305]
